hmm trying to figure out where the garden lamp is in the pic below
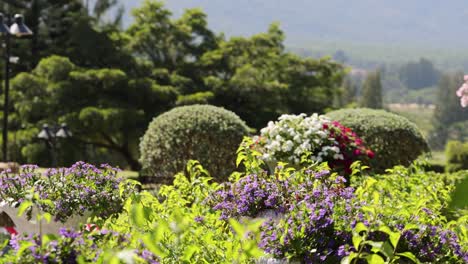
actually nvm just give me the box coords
[9,14,32,37]
[0,12,33,161]
[37,124,53,140]
[0,13,10,34]
[56,123,72,138]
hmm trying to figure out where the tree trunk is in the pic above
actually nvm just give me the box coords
[119,146,141,171]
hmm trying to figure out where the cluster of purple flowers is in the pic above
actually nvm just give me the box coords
[211,173,286,220]
[258,171,357,262]
[9,228,88,263]
[211,166,468,263]
[211,168,358,262]
[8,227,159,263]
[0,161,134,222]
[400,225,468,263]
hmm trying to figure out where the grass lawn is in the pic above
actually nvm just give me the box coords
[428,150,446,166]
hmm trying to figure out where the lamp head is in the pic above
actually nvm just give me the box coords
[9,14,33,37]
[38,124,52,140]
[0,13,10,35]
[56,123,72,138]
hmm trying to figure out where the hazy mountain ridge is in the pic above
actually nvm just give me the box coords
[120,0,468,48]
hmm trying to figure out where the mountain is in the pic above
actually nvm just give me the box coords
[111,0,468,69]
[119,0,468,48]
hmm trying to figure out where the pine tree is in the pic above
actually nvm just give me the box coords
[360,70,383,109]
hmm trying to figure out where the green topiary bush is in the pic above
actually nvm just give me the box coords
[326,108,429,172]
[139,104,250,181]
[446,140,468,173]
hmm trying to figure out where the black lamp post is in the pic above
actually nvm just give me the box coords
[0,13,33,162]
[38,123,72,167]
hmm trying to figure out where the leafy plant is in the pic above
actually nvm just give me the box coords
[139,104,250,181]
[327,108,429,172]
[0,162,134,222]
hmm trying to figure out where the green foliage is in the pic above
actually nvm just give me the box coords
[1,147,467,263]
[201,23,345,129]
[430,72,468,149]
[447,120,468,142]
[175,91,214,106]
[350,163,467,263]
[446,141,468,173]
[360,71,383,109]
[352,163,455,226]
[344,223,419,264]
[102,160,264,263]
[139,104,250,181]
[398,58,440,90]
[327,108,429,172]
[335,77,358,108]
[10,56,177,169]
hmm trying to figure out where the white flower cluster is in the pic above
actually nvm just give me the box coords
[255,113,344,164]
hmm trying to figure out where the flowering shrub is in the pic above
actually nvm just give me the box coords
[211,145,467,263]
[1,149,467,263]
[253,113,372,175]
[4,227,158,264]
[457,75,468,107]
[0,162,134,222]
[257,170,357,262]
[211,173,286,220]
[327,108,429,172]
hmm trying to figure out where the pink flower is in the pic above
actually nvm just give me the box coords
[456,83,468,97]
[457,76,468,108]
[462,97,468,108]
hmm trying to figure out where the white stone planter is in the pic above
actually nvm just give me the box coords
[0,204,90,235]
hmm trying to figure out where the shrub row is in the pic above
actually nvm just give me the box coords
[140,106,430,180]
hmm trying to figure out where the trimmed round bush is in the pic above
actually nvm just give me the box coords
[139,104,250,181]
[326,108,429,172]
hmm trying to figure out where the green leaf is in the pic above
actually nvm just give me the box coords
[17,201,33,217]
[106,256,120,264]
[365,241,383,253]
[182,245,198,261]
[355,222,368,235]
[378,226,400,249]
[396,252,420,263]
[17,241,35,258]
[41,212,52,223]
[131,203,148,228]
[143,233,169,258]
[42,234,58,245]
[380,241,395,259]
[403,223,420,231]
[229,219,246,236]
[341,252,358,264]
[365,253,385,264]
[41,199,54,208]
[352,235,363,249]
[236,152,246,167]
